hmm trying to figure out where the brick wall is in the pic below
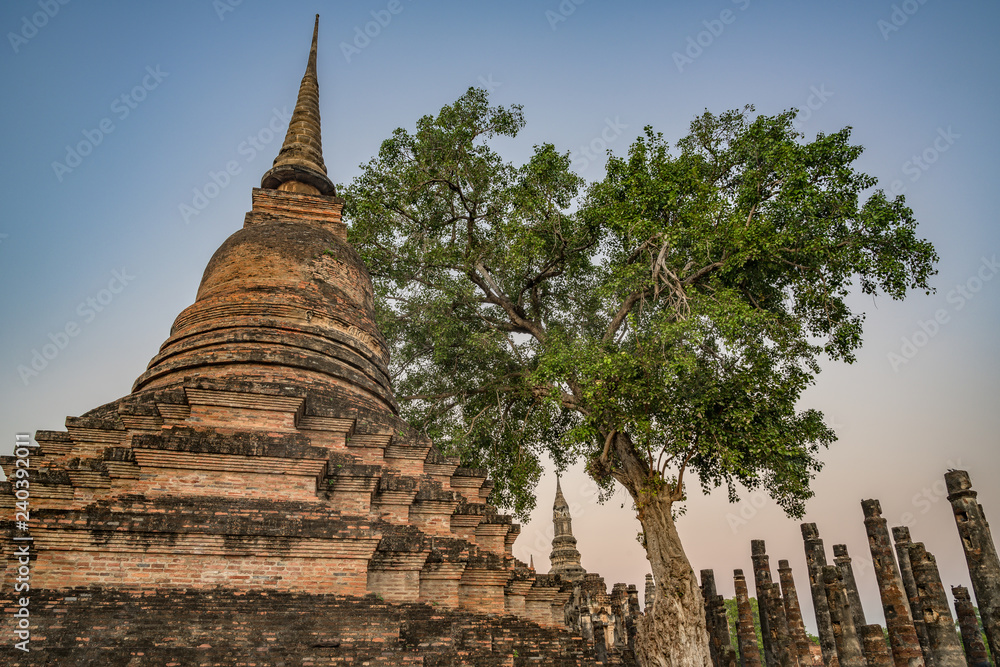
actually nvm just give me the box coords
[0,588,611,666]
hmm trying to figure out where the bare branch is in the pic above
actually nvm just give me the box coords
[671,448,696,502]
[681,260,725,286]
[603,289,650,342]
[470,261,548,343]
[598,429,617,466]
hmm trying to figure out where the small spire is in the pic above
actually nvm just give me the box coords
[549,472,585,581]
[529,555,535,570]
[554,475,567,508]
[261,15,336,196]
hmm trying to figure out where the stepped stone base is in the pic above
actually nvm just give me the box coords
[0,587,607,666]
[0,378,637,664]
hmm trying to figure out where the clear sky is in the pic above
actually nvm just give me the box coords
[1,0,998,634]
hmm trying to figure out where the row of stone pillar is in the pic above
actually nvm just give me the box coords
[797,469,997,667]
[702,469,997,667]
[702,544,818,667]
[947,470,999,665]
[701,542,894,666]
[702,569,739,667]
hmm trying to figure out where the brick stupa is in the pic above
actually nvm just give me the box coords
[549,477,586,582]
[0,17,632,666]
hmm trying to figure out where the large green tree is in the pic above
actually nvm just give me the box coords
[344,88,938,666]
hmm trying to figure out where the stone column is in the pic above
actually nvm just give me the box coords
[778,560,813,666]
[893,526,936,667]
[592,616,609,663]
[701,570,736,667]
[704,569,738,667]
[752,540,778,666]
[703,569,722,667]
[801,523,840,667]
[645,573,656,614]
[946,470,1000,661]
[861,499,926,667]
[832,544,867,630]
[703,569,719,599]
[822,565,866,667]
[715,594,740,667]
[735,569,764,667]
[762,581,800,667]
[907,543,967,667]
[859,624,894,667]
[951,585,990,667]
[627,583,642,653]
[611,583,631,650]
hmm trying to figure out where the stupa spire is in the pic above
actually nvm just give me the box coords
[133,16,393,412]
[549,475,586,582]
[555,475,566,506]
[261,15,336,196]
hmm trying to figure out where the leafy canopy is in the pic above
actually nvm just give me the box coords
[344,89,938,521]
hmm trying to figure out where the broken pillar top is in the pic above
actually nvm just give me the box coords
[801,522,820,540]
[833,544,850,558]
[701,569,717,596]
[945,469,975,498]
[734,569,746,579]
[891,525,912,543]
[861,498,882,518]
[778,559,790,570]
[751,539,766,555]
[952,584,971,602]
[907,542,933,566]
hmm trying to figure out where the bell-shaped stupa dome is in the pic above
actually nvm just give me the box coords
[133,17,396,415]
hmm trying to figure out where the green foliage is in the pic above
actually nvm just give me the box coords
[345,89,938,521]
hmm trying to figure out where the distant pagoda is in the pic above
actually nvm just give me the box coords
[549,477,587,582]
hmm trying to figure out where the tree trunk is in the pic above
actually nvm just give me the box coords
[632,482,713,666]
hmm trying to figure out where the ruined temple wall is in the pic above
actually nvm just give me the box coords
[18,551,373,596]
[0,588,614,667]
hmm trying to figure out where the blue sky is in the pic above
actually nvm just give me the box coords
[2,0,998,632]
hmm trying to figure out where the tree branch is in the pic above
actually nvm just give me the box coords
[681,259,725,286]
[603,289,650,342]
[471,261,547,343]
[671,448,696,502]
